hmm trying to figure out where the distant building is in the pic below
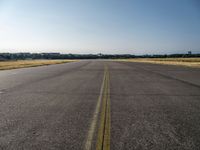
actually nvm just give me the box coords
[42,53,60,55]
[97,53,103,57]
[188,51,192,55]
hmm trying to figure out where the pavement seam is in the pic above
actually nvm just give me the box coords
[120,61,200,89]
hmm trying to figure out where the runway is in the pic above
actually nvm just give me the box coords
[0,60,200,150]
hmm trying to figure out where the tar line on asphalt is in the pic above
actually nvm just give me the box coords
[85,65,111,150]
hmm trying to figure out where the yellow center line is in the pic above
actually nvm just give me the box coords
[96,66,111,150]
[84,65,107,150]
[103,68,110,149]
[84,65,111,150]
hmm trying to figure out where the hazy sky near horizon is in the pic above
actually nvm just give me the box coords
[0,0,200,54]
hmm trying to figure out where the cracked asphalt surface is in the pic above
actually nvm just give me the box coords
[0,60,200,150]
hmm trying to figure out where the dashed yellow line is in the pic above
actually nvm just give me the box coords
[84,65,111,150]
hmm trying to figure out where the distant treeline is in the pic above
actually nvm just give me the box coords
[0,52,200,60]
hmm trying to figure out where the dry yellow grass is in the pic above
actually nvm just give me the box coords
[118,58,200,68]
[0,59,77,70]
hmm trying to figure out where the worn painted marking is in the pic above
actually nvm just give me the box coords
[85,65,111,150]
[84,66,107,150]
[96,66,111,150]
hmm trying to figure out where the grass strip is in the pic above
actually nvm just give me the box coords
[0,59,77,70]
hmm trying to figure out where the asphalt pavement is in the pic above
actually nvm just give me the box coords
[0,60,200,150]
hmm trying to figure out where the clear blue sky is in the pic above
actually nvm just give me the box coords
[0,0,200,54]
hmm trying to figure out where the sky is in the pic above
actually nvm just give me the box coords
[0,0,200,54]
